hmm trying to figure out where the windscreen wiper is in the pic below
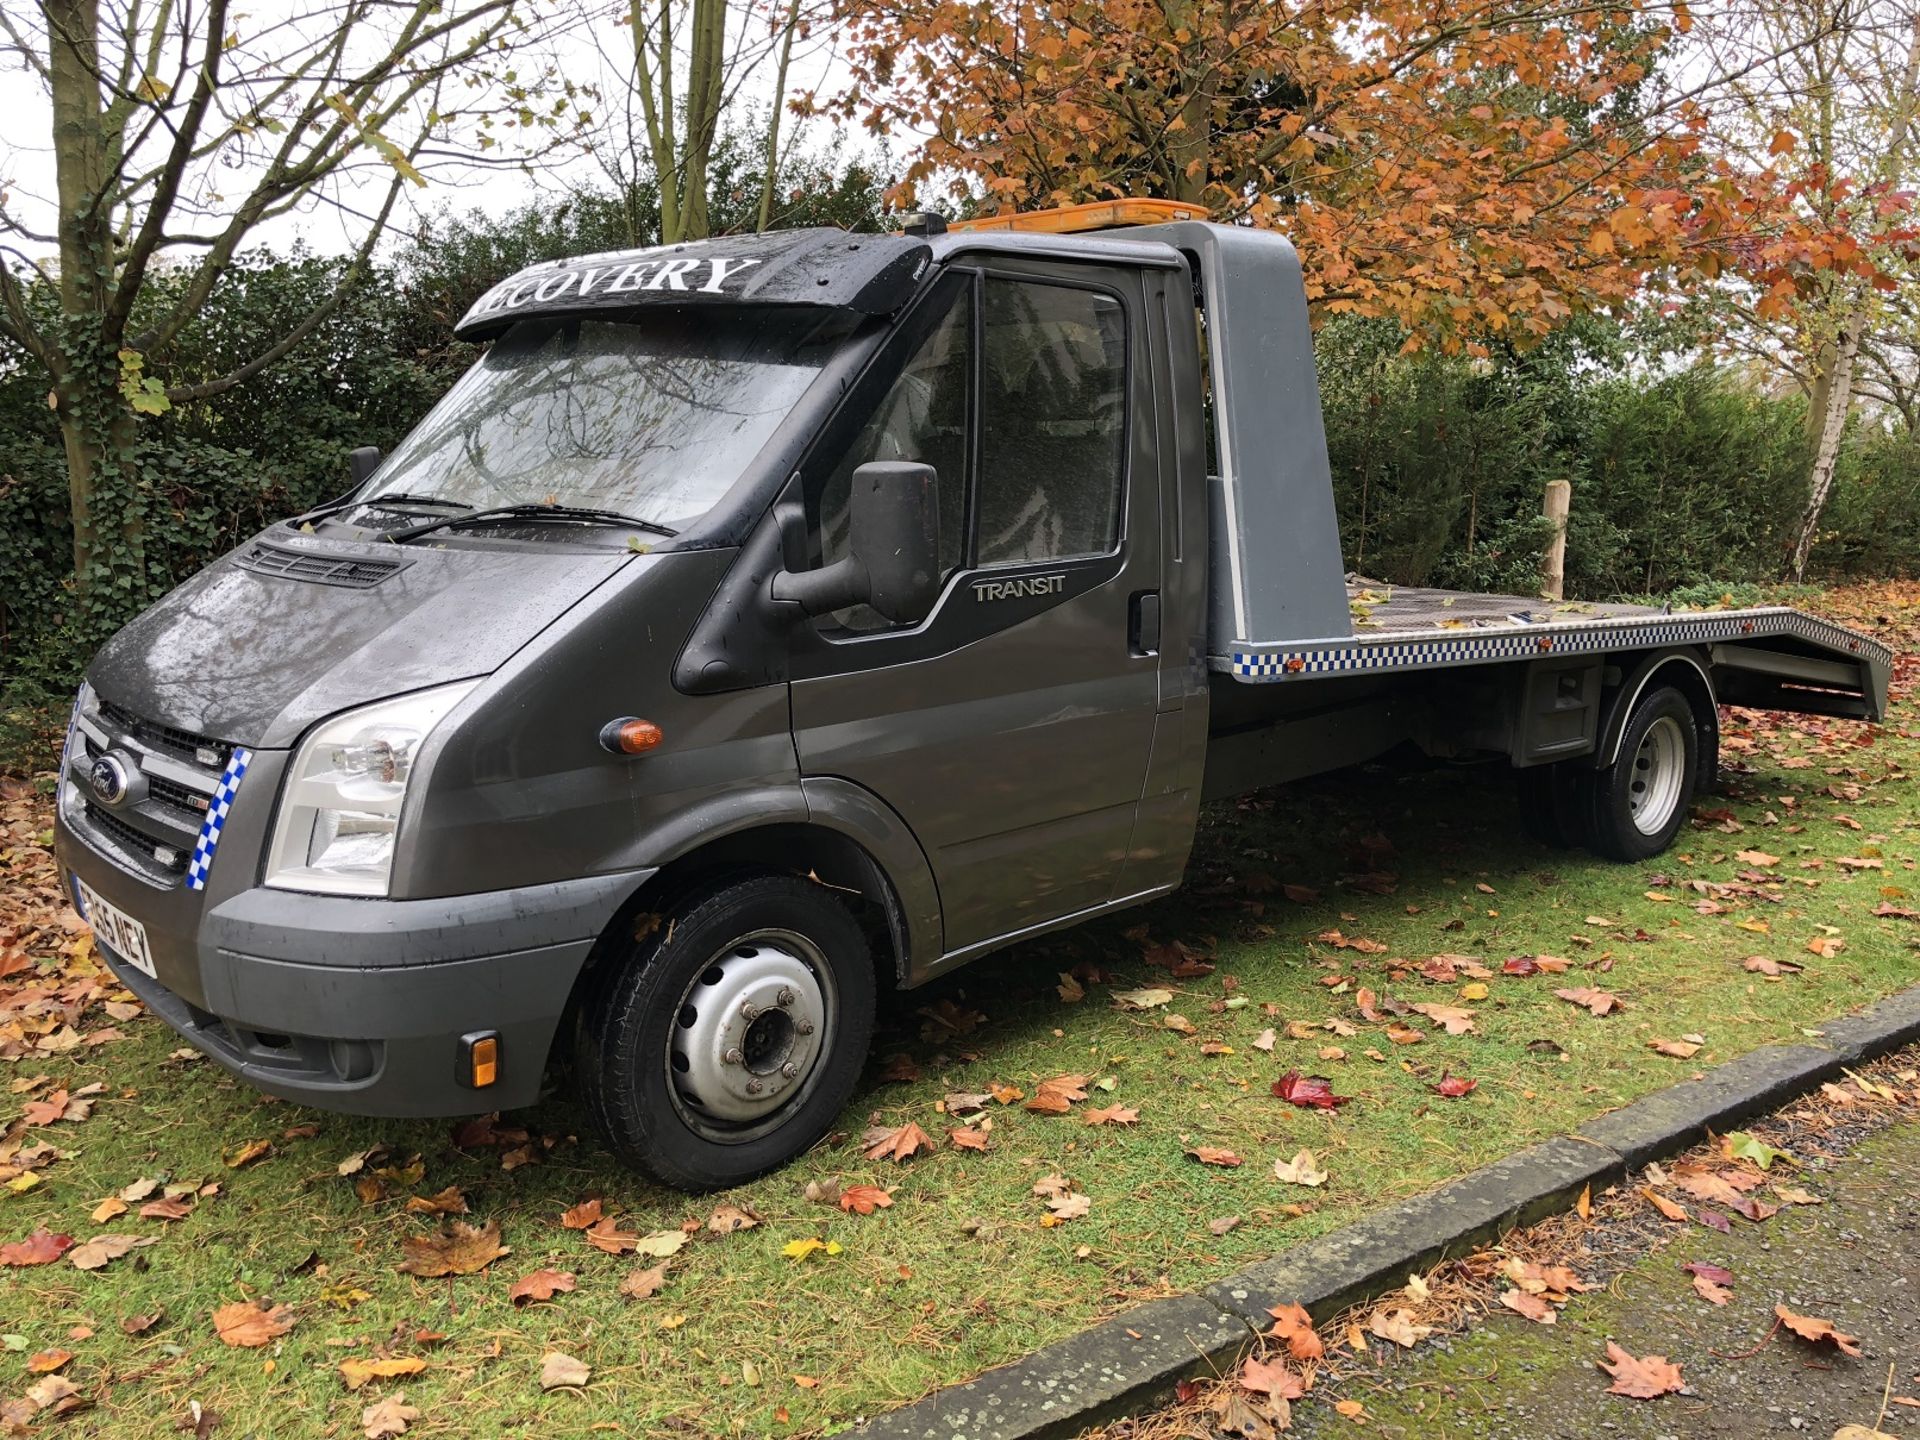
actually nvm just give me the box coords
[385,503,679,543]
[289,492,474,528]
[365,493,476,511]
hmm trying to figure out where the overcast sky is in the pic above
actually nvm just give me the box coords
[0,0,863,265]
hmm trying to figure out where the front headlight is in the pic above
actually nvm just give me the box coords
[265,681,479,897]
[59,683,91,822]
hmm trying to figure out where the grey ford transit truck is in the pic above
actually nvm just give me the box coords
[54,202,1892,1190]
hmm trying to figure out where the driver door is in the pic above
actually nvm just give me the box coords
[787,261,1163,960]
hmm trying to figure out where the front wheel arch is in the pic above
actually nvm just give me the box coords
[553,822,917,1088]
[572,871,879,1189]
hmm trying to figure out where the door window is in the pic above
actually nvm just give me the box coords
[805,268,1129,634]
[815,286,970,614]
[976,280,1126,567]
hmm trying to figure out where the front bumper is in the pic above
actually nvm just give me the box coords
[61,812,653,1116]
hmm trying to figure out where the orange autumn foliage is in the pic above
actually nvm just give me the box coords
[821,0,1829,344]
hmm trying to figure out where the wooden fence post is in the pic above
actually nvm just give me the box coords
[1542,480,1571,601]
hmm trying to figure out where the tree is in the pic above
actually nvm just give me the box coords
[822,0,1738,345]
[605,0,829,243]
[756,0,807,232]
[0,0,588,637]
[1697,0,1920,577]
[627,0,731,241]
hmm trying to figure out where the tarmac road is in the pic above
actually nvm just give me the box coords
[1292,1118,1920,1439]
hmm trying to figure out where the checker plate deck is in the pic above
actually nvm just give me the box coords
[1217,580,1891,683]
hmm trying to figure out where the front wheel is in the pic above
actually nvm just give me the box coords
[575,874,877,1191]
[1583,685,1701,861]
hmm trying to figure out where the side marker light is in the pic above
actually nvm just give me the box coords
[599,717,664,755]
[461,1031,500,1089]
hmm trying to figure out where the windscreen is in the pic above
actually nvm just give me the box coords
[361,309,858,529]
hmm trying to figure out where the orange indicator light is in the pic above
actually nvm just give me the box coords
[469,1035,499,1088]
[600,717,665,755]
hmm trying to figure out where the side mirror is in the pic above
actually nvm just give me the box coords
[771,461,941,624]
[349,446,383,486]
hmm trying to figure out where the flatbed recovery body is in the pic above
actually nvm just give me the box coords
[55,207,1891,1188]
[1228,580,1886,698]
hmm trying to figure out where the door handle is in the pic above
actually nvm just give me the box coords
[1129,591,1161,657]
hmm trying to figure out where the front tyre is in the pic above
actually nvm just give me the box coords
[576,874,876,1191]
[1583,684,1701,862]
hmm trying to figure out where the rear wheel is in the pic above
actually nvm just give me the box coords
[575,874,876,1191]
[1583,685,1700,861]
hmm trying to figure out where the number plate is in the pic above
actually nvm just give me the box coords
[73,877,156,979]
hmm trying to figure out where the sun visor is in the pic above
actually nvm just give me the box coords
[454,228,933,340]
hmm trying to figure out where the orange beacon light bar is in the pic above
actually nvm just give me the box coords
[946,197,1209,235]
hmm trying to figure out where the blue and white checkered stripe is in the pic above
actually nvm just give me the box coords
[1223,609,1889,681]
[185,747,253,891]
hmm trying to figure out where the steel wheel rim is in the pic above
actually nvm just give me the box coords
[665,927,836,1144]
[1628,714,1688,836]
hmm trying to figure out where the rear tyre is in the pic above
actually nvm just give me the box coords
[1583,685,1700,862]
[575,874,876,1191]
[1515,762,1587,849]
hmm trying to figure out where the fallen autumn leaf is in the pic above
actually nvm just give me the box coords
[362,1394,420,1439]
[862,1120,934,1161]
[1368,1306,1433,1348]
[397,1219,508,1277]
[1273,1072,1352,1109]
[1266,1302,1324,1362]
[1239,1355,1306,1399]
[838,1185,894,1215]
[67,1233,155,1270]
[1554,986,1622,1017]
[1501,1289,1558,1324]
[1775,1304,1862,1356]
[0,1228,73,1267]
[1273,1150,1328,1186]
[539,1352,591,1390]
[1597,1341,1683,1399]
[619,1262,670,1298]
[339,1356,427,1391]
[212,1300,295,1348]
[508,1269,576,1306]
[1186,1146,1243,1167]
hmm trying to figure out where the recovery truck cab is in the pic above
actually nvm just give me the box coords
[55,200,1893,1190]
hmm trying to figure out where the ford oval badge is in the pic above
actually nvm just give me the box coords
[89,755,131,807]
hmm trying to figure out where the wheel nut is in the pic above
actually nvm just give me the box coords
[797,1020,815,1036]
[745,1079,763,1095]
[739,1000,759,1019]
[780,1062,799,1079]
[722,1047,743,1066]
[776,986,796,1007]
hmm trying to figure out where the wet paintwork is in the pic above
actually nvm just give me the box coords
[88,535,629,748]
[399,548,810,898]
